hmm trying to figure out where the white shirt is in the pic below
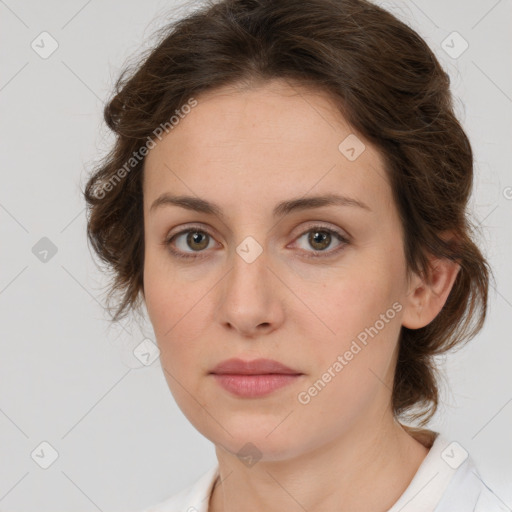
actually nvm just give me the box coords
[141,433,509,512]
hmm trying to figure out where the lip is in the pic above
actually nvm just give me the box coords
[210,358,303,398]
[210,357,301,375]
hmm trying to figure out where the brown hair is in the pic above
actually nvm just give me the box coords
[83,0,493,425]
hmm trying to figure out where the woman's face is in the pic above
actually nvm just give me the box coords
[142,79,415,461]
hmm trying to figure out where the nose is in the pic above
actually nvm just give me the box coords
[216,243,285,338]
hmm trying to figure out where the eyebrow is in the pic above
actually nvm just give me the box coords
[149,192,371,219]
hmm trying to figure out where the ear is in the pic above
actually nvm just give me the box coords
[401,246,461,330]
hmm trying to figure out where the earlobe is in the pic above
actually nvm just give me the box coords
[401,257,460,330]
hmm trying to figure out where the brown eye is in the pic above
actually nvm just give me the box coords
[185,231,210,251]
[308,230,332,251]
[294,225,350,258]
[165,227,217,260]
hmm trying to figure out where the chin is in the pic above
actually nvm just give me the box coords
[202,420,302,462]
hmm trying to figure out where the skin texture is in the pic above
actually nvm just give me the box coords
[142,79,460,512]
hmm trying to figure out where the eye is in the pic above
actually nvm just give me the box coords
[163,223,350,261]
[164,226,217,260]
[292,225,350,258]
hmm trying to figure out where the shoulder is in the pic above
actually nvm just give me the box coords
[139,465,219,512]
[389,429,509,512]
[435,457,510,512]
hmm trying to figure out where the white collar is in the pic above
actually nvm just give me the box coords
[148,432,494,512]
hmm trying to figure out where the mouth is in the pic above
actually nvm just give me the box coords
[209,358,303,398]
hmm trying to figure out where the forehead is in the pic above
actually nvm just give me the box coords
[143,79,391,216]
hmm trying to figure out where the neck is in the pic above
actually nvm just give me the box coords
[208,418,430,512]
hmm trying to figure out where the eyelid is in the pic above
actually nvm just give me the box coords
[290,220,351,241]
[163,221,350,260]
[163,223,219,260]
[288,222,350,259]
[165,221,350,242]
[165,223,217,242]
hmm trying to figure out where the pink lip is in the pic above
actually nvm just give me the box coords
[211,357,300,375]
[210,358,303,398]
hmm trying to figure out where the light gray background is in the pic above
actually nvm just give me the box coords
[0,0,511,510]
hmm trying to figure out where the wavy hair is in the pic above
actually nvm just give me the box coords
[83,0,493,425]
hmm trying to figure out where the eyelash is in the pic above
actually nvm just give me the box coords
[163,224,350,261]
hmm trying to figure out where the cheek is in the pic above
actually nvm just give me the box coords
[143,255,211,372]
[298,250,404,391]
[143,268,207,418]
[298,283,402,428]
[144,246,193,332]
[307,262,399,341]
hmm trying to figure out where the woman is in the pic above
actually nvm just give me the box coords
[83,0,506,510]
